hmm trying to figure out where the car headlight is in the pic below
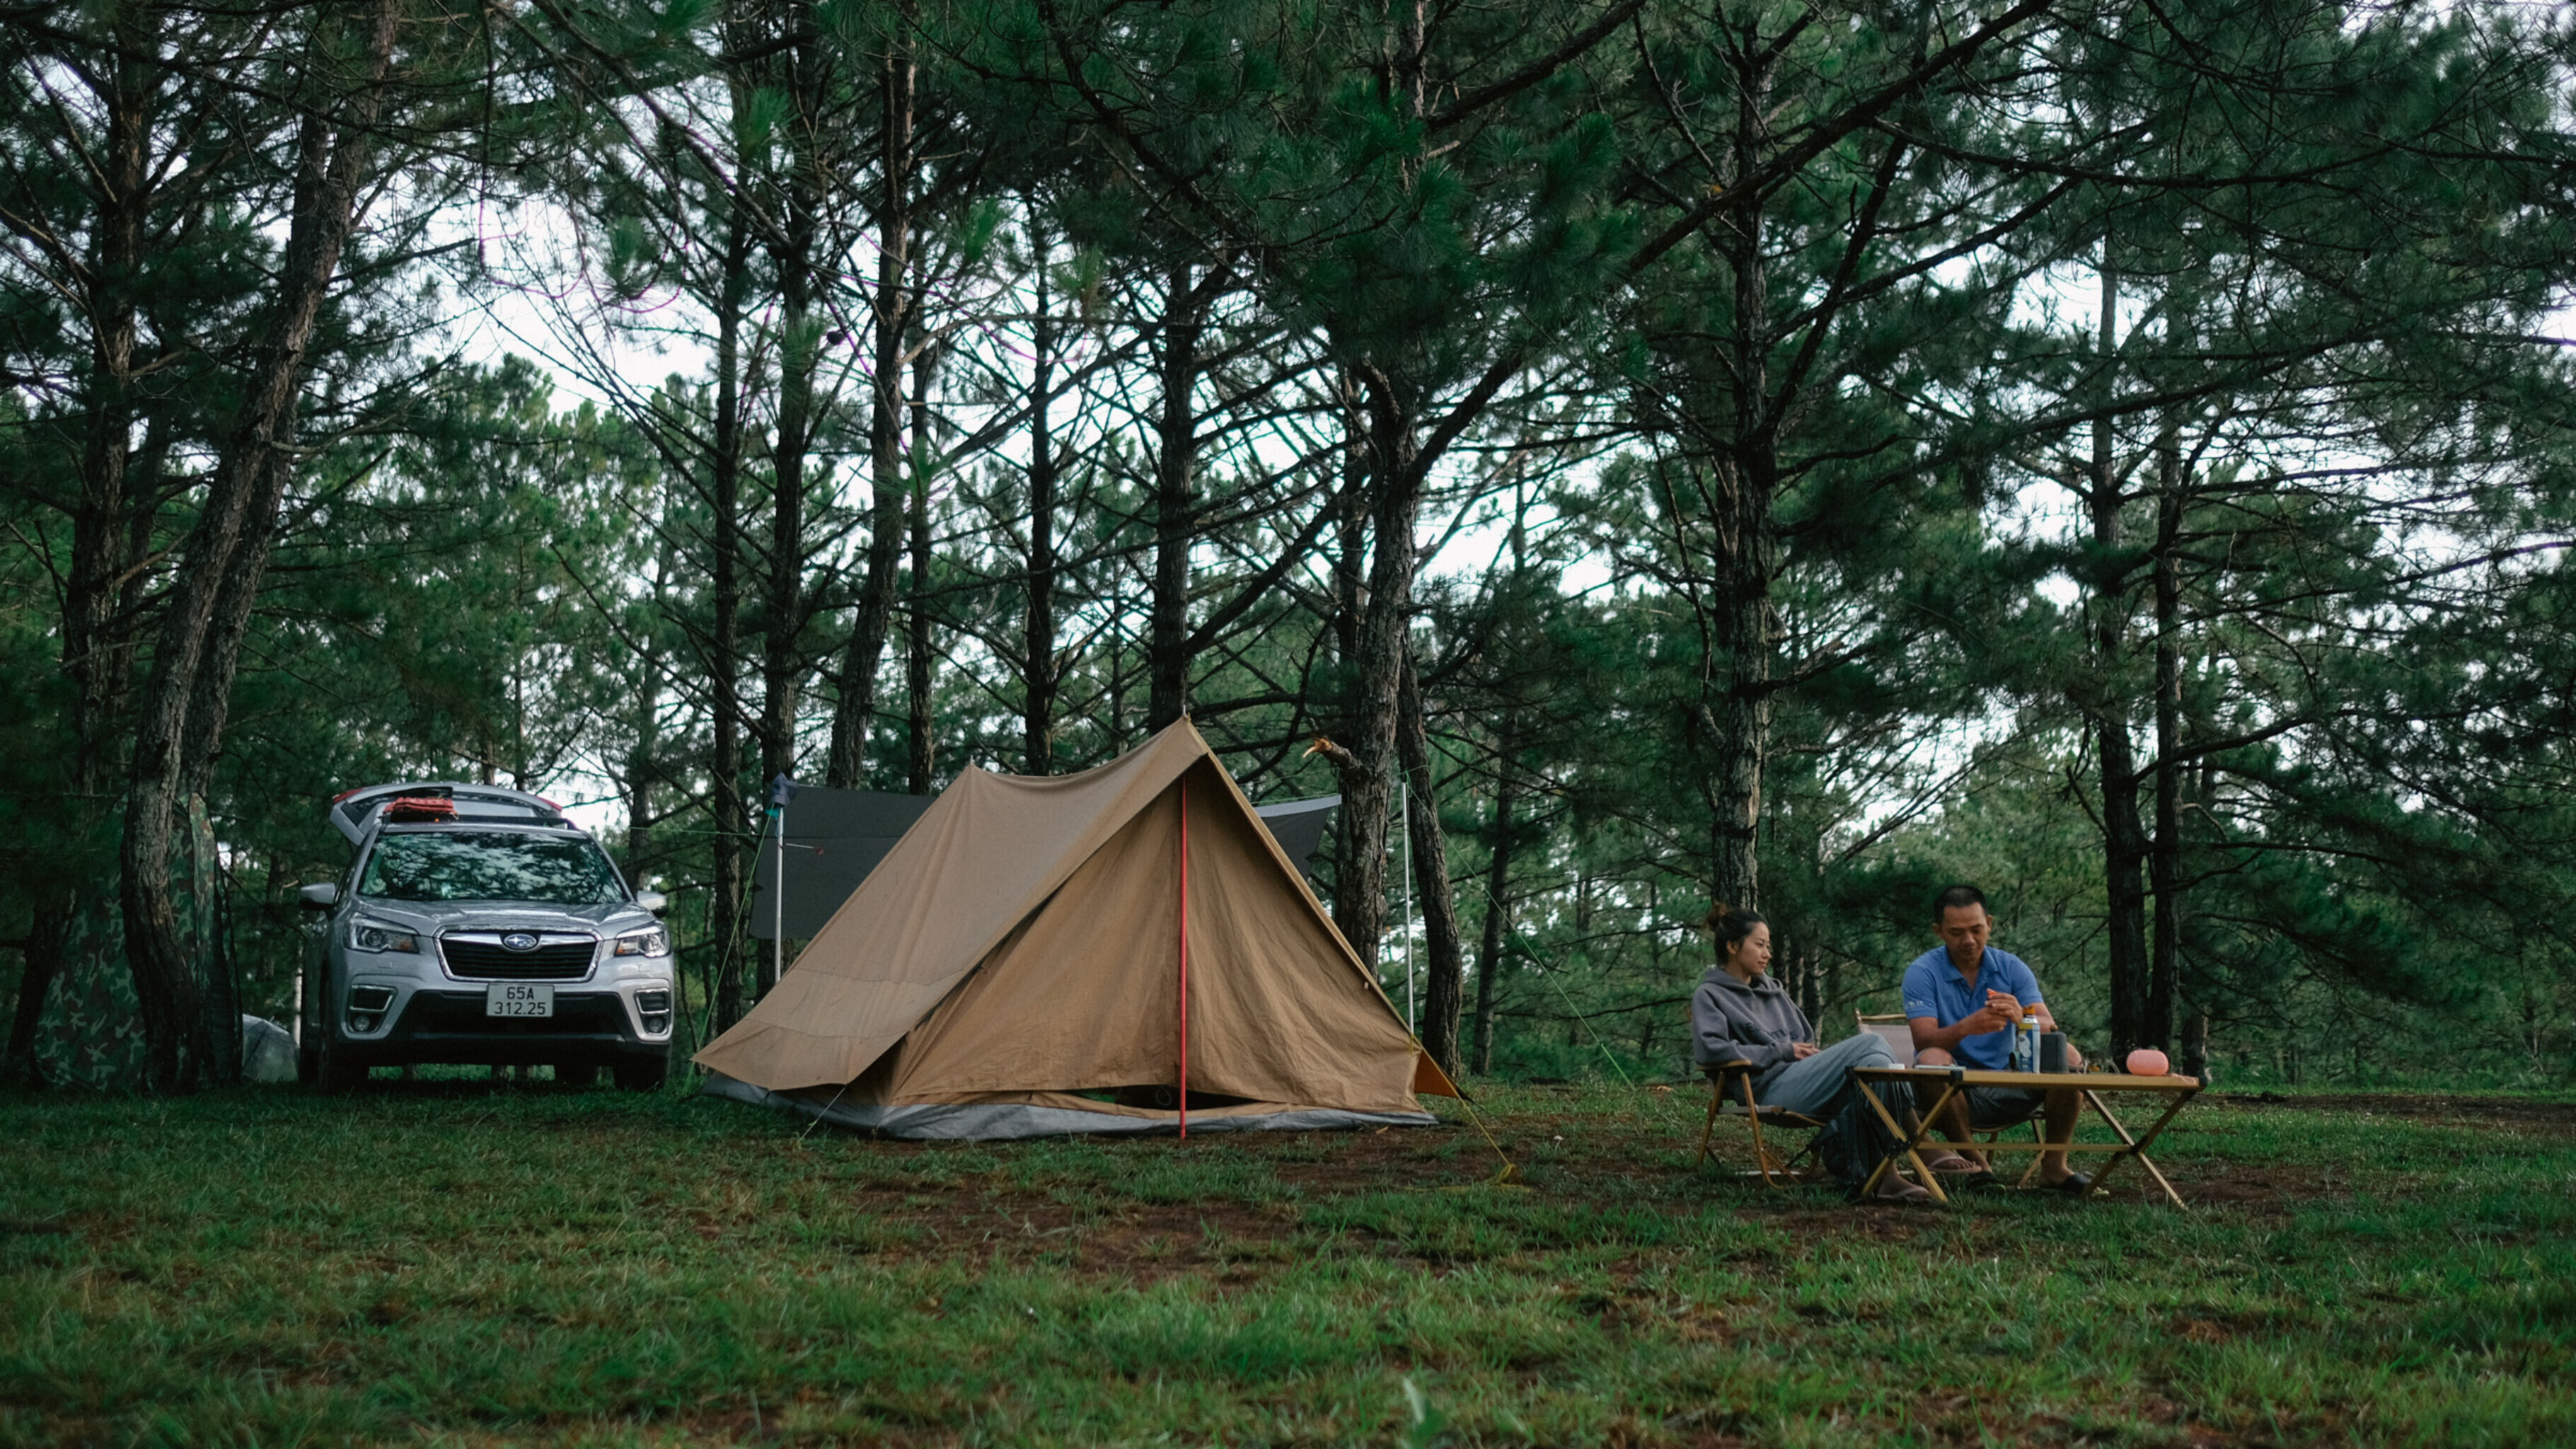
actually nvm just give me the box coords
[613,925,671,958]
[347,919,420,954]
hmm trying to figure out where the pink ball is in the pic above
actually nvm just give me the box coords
[2126,1048,2171,1077]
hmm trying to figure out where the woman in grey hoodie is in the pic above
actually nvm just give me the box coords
[1692,904,1924,1200]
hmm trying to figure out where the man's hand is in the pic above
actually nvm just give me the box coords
[1791,1041,1819,1060]
[1955,988,2024,1034]
[1962,1002,2017,1034]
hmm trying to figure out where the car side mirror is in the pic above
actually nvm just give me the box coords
[299,882,340,910]
[634,890,668,916]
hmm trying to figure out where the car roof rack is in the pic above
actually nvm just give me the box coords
[329,782,574,845]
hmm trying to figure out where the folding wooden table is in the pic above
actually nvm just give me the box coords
[1849,1066,2203,1208]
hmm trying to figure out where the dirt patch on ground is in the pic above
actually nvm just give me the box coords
[828,1182,1332,1281]
[2148,1159,2347,1216]
[2205,1091,2576,1131]
[658,1090,2561,1278]
[1725,1154,2318,1225]
[785,1110,2380,1279]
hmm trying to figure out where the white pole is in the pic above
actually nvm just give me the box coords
[1400,778,1416,1034]
[771,802,785,988]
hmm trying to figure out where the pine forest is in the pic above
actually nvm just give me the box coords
[6,0,2576,1093]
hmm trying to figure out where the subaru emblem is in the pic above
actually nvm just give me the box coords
[500,932,539,952]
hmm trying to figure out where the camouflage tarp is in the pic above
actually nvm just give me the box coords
[35,797,224,1091]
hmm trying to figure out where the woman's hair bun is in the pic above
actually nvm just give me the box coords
[1704,902,1766,951]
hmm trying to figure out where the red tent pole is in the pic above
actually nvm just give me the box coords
[1177,774,1190,1139]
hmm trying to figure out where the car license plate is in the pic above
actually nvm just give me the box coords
[486,982,554,1018]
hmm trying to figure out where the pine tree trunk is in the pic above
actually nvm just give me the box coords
[760,12,824,800]
[626,650,659,872]
[1472,736,1518,1076]
[1022,217,1058,775]
[1334,366,1428,973]
[176,478,289,1087]
[179,456,292,804]
[1332,0,1436,968]
[1329,377,1368,930]
[1339,374,1380,923]
[906,343,937,794]
[1699,471,1774,915]
[1147,265,1203,731]
[826,21,914,789]
[3,907,69,1089]
[2098,730,2152,1053]
[67,27,149,799]
[120,0,398,1091]
[1468,495,1535,1080]
[1697,64,1780,916]
[906,480,934,792]
[1332,372,1365,670]
[8,28,154,1086]
[710,202,753,1023]
[2149,434,2185,1054]
[628,530,674,872]
[1398,646,1465,1073]
[2088,264,2152,1056]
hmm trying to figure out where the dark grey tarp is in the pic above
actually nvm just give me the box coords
[1253,795,1340,882]
[750,787,937,939]
[751,787,1338,939]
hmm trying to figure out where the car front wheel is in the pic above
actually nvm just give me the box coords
[313,1034,365,1093]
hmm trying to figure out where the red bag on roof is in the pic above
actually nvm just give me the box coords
[380,796,458,824]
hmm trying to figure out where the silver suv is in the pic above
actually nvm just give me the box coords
[295,783,676,1090]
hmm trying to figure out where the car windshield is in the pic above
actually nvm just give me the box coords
[359,831,625,905]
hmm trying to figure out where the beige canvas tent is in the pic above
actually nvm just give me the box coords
[696,720,1459,1138]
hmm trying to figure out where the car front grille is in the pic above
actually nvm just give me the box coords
[440,934,596,980]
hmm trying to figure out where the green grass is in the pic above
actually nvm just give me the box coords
[3,1078,2572,1446]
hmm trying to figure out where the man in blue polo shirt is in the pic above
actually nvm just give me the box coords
[1902,884,2089,1192]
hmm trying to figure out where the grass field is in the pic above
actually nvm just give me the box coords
[4,1077,2572,1447]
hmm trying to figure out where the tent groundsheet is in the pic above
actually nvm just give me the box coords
[702,1073,1436,1141]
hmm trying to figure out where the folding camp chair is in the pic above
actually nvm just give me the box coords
[1855,1012,1916,1064]
[1694,1061,1824,1187]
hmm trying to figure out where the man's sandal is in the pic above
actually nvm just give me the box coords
[1868,1171,1931,1203]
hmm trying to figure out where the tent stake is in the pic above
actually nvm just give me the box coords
[1178,773,1189,1140]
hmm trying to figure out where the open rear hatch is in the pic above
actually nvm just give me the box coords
[330,783,572,845]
